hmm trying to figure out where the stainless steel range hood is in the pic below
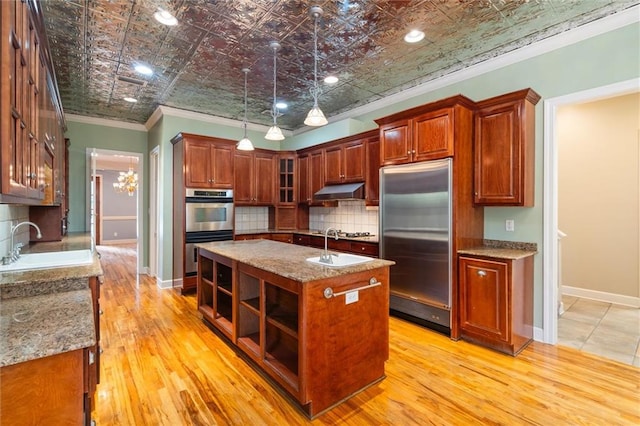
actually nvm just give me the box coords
[314,182,365,201]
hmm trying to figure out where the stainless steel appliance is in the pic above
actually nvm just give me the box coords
[380,159,452,333]
[184,188,234,276]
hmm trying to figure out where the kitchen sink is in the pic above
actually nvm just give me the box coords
[306,253,374,268]
[0,249,94,272]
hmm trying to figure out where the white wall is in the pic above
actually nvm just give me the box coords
[558,93,640,298]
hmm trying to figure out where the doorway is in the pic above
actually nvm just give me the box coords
[542,78,640,345]
[87,148,144,275]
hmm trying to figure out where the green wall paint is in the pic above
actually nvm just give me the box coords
[64,120,148,264]
[63,22,639,328]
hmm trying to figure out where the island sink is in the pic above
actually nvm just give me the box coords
[306,253,374,267]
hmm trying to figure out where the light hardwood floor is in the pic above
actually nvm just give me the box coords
[94,244,640,425]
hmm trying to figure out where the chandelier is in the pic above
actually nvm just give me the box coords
[237,68,255,151]
[113,167,138,196]
[265,41,285,141]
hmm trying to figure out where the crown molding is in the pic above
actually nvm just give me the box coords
[146,105,294,136]
[310,4,640,131]
[66,113,147,131]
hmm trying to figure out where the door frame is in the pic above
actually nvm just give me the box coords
[542,77,639,344]
[86,148,144,274]
[149,146,160,278]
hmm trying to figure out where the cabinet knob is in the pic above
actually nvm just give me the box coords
[27,173,37,179]
[407,151,411,155]
[412,150,416,154]
[477,270,487,277]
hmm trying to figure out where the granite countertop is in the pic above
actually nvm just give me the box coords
[0,289,95,367]
[236,229,380,244]
[197,240,393,283]
[458,239,538,260]
[0,233,101,367]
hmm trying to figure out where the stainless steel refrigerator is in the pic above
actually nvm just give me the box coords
[380,159,452,333]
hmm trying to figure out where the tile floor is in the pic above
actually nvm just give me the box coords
[558,295,640,367]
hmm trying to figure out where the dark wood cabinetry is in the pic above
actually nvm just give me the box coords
[458,253,534,355]
[296,149,324,205]
[376,96,476,166]
[197,242,390,418]
[474,88,540,206]
[293,233,379,257]
[1,0,65,205]
[365,135,380,206]
[323,139,365,184]
[235,149,275,205]
[177,133,234,189]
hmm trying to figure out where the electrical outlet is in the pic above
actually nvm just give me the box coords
[505,219,515,232]
[345,290,359,304]
[113,232,118,237]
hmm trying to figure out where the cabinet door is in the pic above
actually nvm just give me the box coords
[365,137,380,206]
[297,155,310,204]
[474,102,523,205]
[459,257,509,343]
[413,108,454,161]
[380,121,411,166]
[185,140,212,188]
[309,150,324,203]
[342,140,365,182]
[323,145,343,184]
[234,151,254,204]
[278,155,295,205]
[255,152,275,204]
[211,143,234,188]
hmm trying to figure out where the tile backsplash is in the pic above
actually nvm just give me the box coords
[235,206,269,231]
[234,200,379,235]
[0,204,30,257]
[310,200,378,235]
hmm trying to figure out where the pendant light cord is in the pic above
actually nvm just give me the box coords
[272,45,278,124]
[312,11,319,107]
[243,69,249,137]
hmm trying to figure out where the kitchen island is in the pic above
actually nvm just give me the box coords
[196,239,394,418]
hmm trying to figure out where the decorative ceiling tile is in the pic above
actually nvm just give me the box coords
[40,0,638,130]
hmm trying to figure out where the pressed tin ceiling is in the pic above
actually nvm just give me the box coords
[41,0,637,131]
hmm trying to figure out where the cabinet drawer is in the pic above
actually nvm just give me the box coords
[293,234,310,246]
[350,242,379,257]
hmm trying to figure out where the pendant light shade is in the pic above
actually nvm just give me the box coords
[304,6,328,127]
[237,68,254,151]
[265,41,285,141]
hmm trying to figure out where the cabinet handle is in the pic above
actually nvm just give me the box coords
[477,270,487,277]
[407,151,411,155]
[88,350,95,365]
[412,150,416,154]
[99,309,104,315]
[324,277,381,299]
[27,173,36,179]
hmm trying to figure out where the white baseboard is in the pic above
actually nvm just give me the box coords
[562,285,640,308]
[533,327,544,343]
[99,238,137,245]
[158,277,180,290]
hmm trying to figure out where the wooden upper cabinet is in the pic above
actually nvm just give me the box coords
[365,136,380,206]
[413,108,454,161]
[474,88,540,206]
[183,134,234,189]
[297,154,310,204]
[278,154,296,205]
[234,149,275,205]
[376,95,475,166]
[1,0,60,203]
[379,121,411,165]
[309,150,324,204]
[323,139,365,184]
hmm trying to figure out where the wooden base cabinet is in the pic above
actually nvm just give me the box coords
[458,254,534,355]
[197,247,390,418]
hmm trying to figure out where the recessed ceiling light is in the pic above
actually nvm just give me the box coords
[124,97,138,103]
[404,29,425,43]
[275,102,288,109]
[154,9,178,26]
[324,75,339,84]
[134,64,153,76]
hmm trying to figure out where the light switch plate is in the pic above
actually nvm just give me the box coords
[506,219,515,232]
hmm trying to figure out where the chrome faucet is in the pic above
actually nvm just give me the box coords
[320,227,339,264]
[3,221,42,265]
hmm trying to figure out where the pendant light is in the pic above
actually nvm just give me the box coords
[304,6,328,127]
[237,68,254,151]
[265,41,285,141]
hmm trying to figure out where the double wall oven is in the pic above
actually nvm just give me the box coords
[184,188,234,277]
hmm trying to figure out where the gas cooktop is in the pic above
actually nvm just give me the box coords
[312,230,374,239]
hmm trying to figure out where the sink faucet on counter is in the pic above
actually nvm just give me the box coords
[320,227,340,264]
[3,221,42,265]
